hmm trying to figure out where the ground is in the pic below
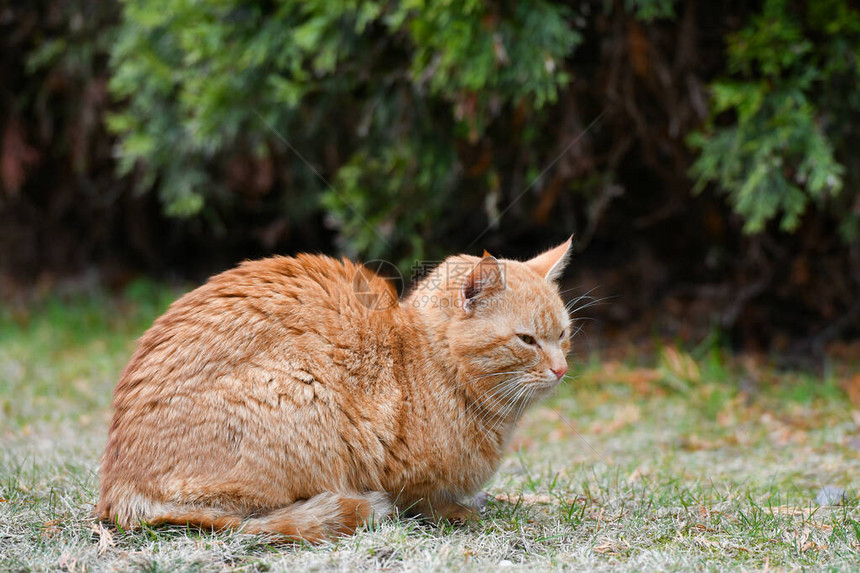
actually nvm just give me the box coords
[1,282,858,572]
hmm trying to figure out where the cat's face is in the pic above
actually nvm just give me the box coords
[423,240,574,415]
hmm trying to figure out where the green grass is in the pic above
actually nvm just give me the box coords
[1,284,858,571]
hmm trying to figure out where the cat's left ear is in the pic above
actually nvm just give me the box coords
[460,255,504,315]
[524,237,573,282]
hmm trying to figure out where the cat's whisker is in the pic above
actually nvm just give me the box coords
[460,360,541,427]
[485,381,533,428]
[566,300,603,315]
[563,289,605,305]
[453,374,525,393]
[450,370,528,391]
[472,379,524,421]
[454,377,525,427]
[477,384,532,449]
[453,388,522,447]
[476,389,520,448]
[561,288,602,310]
[472,379,527,429]
[564,296,600,310]
[509,386,536,429]
[565,294,616,315]
[469,359,552,437]
[474,370,526,378]
[559,285,601,298]
[452,358,539,394]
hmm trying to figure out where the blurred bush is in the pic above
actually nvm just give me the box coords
[106,0,581,265]
[106,0,860,260]
[690,0,860,240]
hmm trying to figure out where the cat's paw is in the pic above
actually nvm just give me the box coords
[399,497,480,524]
[436,501,479,524]
[471,491,491,512]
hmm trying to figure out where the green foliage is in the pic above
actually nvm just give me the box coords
[405,0,577,109]
[326,133,458,268]
[108,0,581,260]
[106,0,860,263]
[621,0,677,22]
[690,0,860,238]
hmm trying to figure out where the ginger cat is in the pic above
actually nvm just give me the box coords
[97,240,573,542]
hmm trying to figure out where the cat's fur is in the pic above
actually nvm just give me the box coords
[97,240,573,542]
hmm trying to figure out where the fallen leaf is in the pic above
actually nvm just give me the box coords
[593,540,617,554]
[590,404,641,435]
[661,346,701,384]
[57,551,79,573]
[844,375,860,406]
[90,521,115,555]
[694,536,719,549]
[592,361,664,395]
[767,505,815,516]
[42,518,62,539]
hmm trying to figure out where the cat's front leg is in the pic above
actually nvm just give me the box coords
[401,495,479,524]
[434,498,480,524]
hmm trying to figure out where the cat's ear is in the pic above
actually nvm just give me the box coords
[525,237,573,282]
[459,255,504,315]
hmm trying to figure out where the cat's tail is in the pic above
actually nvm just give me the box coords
[106,492,391,543]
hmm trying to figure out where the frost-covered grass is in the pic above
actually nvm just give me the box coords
[1,284,859,571]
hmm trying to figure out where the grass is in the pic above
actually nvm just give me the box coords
[1,282,859,571]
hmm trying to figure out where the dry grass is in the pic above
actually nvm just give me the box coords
[1,284,859,571]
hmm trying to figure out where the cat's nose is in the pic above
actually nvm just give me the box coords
[551,365,567,380]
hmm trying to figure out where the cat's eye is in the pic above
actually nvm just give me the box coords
[517,333,537,345]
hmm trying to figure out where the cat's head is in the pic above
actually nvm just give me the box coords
[408,239,573,410]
